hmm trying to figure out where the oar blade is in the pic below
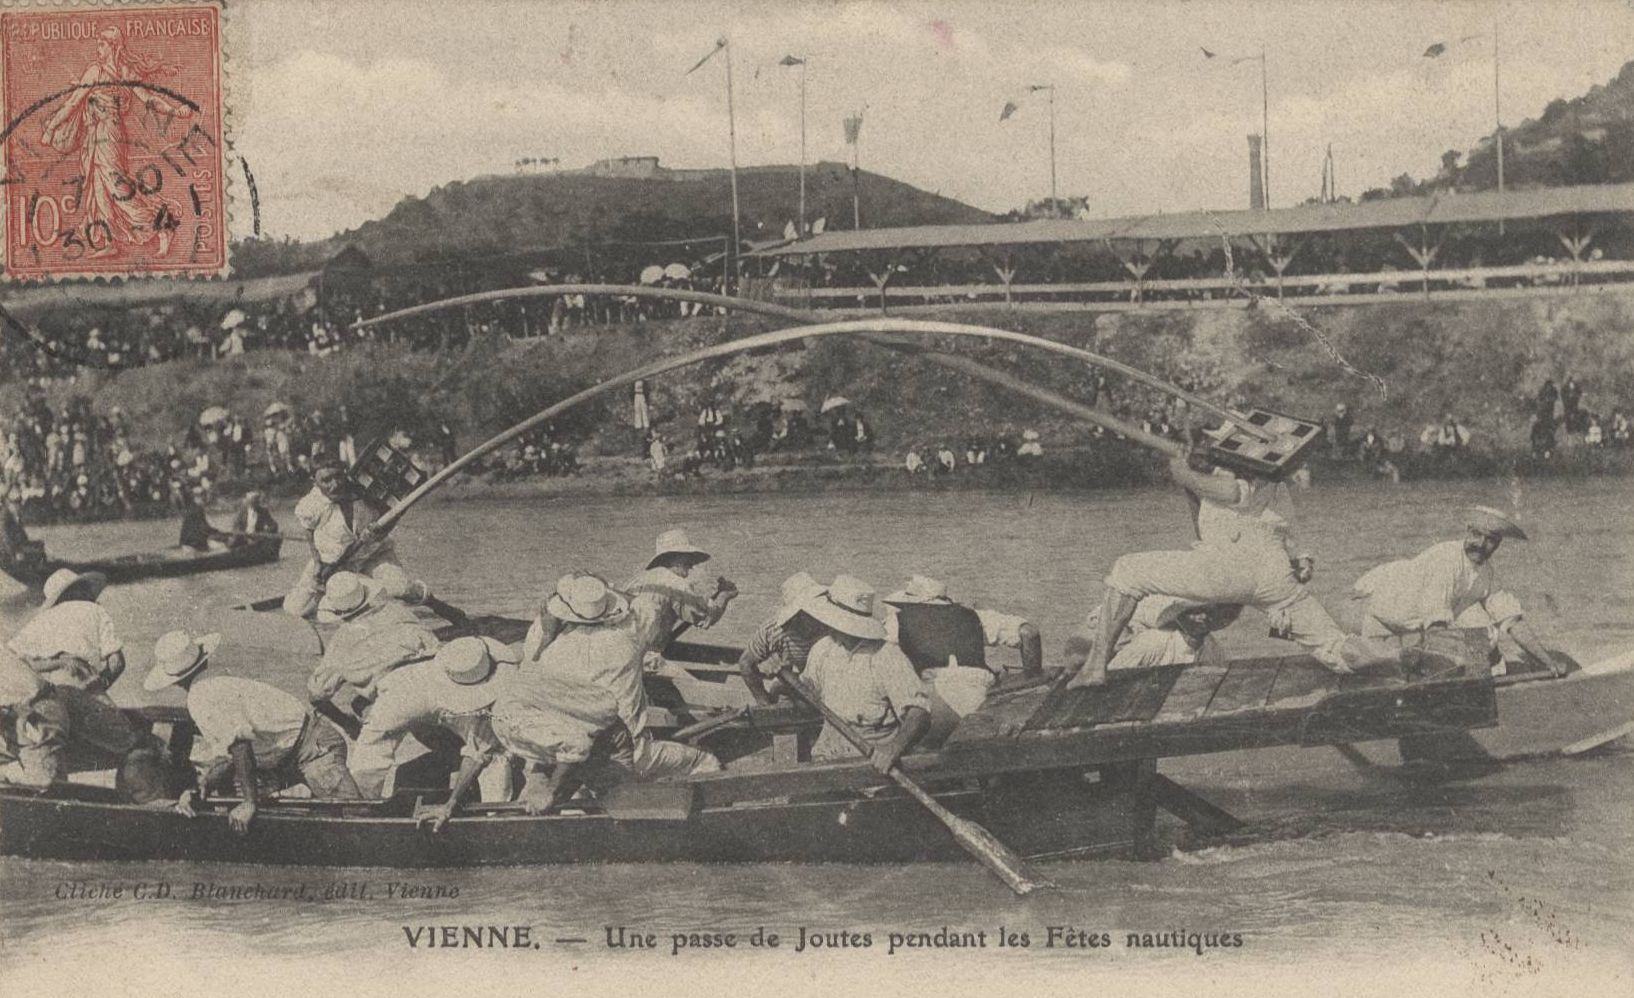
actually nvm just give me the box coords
[945,813,1057,896]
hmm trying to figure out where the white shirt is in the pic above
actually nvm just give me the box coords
[294,487,356,564]
[187,676,307,769]
[517,625,648,736]
[1353,540,1523,633]
[803,636,929,741]
[622,566,713,654]
[349,660,513,796]
[9,601,122,687]
[1195,474,1296,556]
[1109,628,1224,670]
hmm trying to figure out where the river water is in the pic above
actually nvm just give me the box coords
[1,476,1630,992]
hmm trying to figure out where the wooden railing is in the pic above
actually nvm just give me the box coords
[772,259,1634,311]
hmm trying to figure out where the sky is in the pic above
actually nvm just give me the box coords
[228,0,1634,241]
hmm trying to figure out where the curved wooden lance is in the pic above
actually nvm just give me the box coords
[353,283,1271,441]
[354,315,1210,546]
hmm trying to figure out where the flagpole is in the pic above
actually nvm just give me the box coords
[799,58,808,235]
[1259,48,1270,210]
[851,114,862,229]
[725,39,741,289]
[1048,84,1058,210]
[1493,18,1503,198]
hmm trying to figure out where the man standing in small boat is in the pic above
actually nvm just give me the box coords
[622,529,738,655]
[146,630,362,835]
[795,575,932,771]
[283,461,403,618]
[1351,507,1569,676]
[228,491,279,548]
[1074,440,1368,688]
[8,569,125,695]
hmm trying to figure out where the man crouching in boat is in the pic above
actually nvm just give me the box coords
[146,630,362,835]
[351,636,519,830]
[1071,439,1372,688]
[0,644,148,790]
[1351,506,1570,677]
[282,461,405,619]
[306,570,441,731]
[795,575,932,772]
[491,574,720,814]
[9,570,125,695]
[737,572,827,704]
[1106,599,1240,669]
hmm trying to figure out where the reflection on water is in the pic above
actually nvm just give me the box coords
[2,476,1631,967]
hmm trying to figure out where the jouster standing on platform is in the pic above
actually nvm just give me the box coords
[283,461,403,618]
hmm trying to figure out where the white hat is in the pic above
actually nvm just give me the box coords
[1466,506,1528,541]
[775,572,826,625]
[42,568,107,608]
[318,572,376,619]
[1021,429,1040,441]
[143,631,221,691]
[1154,600,1242,632]
[799,574,886,641]
[546,573,630,626]
[434,635,518,687]
[883,575,952,606]
[647,528,710,569]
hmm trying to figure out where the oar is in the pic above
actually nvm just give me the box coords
[670,706,750,743]
[775,666,1054,896]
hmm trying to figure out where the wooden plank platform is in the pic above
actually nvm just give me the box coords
[1204,660,1286,716]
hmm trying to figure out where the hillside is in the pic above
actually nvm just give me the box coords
[232,162,992,274]
[1370,58,1634,199]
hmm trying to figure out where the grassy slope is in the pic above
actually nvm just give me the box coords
[20,290,1633,465]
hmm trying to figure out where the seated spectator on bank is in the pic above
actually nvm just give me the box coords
[1017,429,1043,458]
[904,447,925,474]
[935,444,957,474]
[1611,409,1630,447]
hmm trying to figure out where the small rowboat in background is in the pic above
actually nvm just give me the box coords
[0,537,281,589]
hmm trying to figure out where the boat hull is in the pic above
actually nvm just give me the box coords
[1,539,281,588]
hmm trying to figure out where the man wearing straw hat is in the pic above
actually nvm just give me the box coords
[1351,506,1569,676]
[622,528,738,655]
[8,569,125,695]
[796,575,932,771]
[306,570,441,724]
[736,571,828,704]
[1105,599,1241,671]
[146,630,361,835]
[494,573,719,813]
[350,635,519,814]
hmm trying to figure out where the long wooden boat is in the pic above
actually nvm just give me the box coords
[0,654,1496,867]
[0,538,280,588]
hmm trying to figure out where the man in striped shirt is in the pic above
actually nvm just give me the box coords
[736,572,826,704]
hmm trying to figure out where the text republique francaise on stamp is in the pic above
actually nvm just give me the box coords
[1,1,226,281]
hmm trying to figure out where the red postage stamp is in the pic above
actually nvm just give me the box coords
[0,2,226,280]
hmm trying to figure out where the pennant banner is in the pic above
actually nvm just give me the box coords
[685,38,727,75]
[778,54,805,66]
[844,113,863,145]
[998,100,1019,122]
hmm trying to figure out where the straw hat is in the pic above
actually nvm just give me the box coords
[775,572,826,625]
[435,635,518,688]
[545,574,630,626]
[1021,429,1040,441]
[647,528,710,569]
[883,575,952,606]
[42,568,108,608]
[143,631,222,691]
[1466,506,1528,541]
[319,572,378,619]
[799,574,886,641]
[1155,600,1243,632]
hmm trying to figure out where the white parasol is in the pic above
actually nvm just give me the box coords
[263,401,291,420]
[638,265,665,286]
[663,263,691,281]
[819,395,851,414]
[197,406,230,426]
[220,308,247,330]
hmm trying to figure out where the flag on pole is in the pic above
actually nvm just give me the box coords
[685,37,727,75]
[998,100,1019,122]
[1200,47,1216,59]
[778,54,805,66]
[844,112,863,144]
[1422,42,1447,58]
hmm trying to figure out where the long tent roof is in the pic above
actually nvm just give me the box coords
[750,182,1634,257]
[0,270,319,317]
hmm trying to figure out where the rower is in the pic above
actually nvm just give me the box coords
[621,528,738,655]
[8,569,124,695]
[349,636,519,812]
[1073,436,1372,688]
[282,460,404,618]
[0,644,145,790]
[228,490,279,548]
[794,575,931,772]
[306,570,442,729]
[881,574,1043,678]
[146,630,362,835]
[1351,506,1569,677]
[736,571,827,704]
[491,573,720,814]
